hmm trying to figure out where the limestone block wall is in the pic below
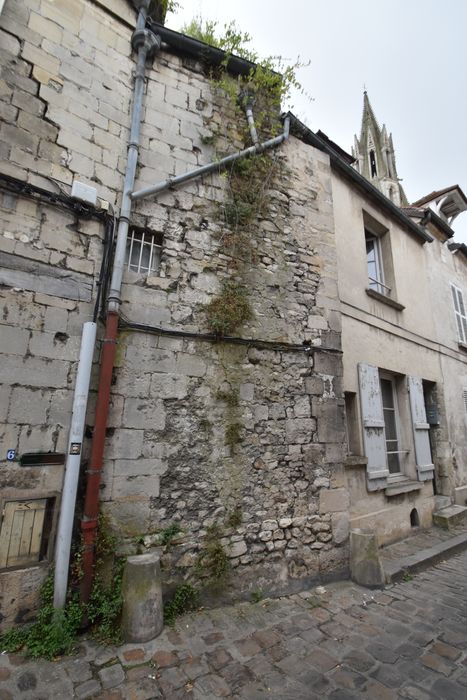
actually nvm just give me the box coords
[0,0,349,616]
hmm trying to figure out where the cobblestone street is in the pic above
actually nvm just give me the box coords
[2,550,467,699]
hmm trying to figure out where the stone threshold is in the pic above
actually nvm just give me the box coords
[381,527,467,583]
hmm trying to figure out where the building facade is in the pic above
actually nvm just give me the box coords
[0,0,348,628]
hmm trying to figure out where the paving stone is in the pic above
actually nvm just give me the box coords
[122,647,146,664]
[365,641,399,664]
[204,647,233,671]
[157,666,190,695]
[307,647,339,672]
[331,665,367,690]
[430,640,462,660]
[430,678,467,700]
[191,672,231,697]
[361,679,398,700]
[98,664,125,689]
[152,650,179,668]
[75,678,102,699]
[252,628,282,649]
[396,642,423,659]
[342,649,375,673]
[64,658,93,683]
[179,655,210,680]
[398,685,432,700]
[16,671,37,691]
[234,636,262,657]
[202,631,224,646]
[420,652,456,676]
[328,690,359,700]
[370,662,407,688]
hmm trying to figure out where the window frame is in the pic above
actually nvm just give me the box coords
[379,373,402,477]
[125,227,162,276]
[365,230,387,295]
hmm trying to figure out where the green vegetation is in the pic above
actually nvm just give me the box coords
[159,523,182,547]
[0,512,124,657]
[196,524,230,584]
[215,388,239,407]
[164,583,199,626]
[205,281,252,336]
[226,506,242,528]
[0,574,83,659]
[250,589,263,603]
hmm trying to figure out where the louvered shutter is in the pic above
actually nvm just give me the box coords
[358,363,389,490]
[408,376,434,481]
[451,284,467,344]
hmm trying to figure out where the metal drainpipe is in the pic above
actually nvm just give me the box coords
[132,115,290,201]
[79,4,160,605]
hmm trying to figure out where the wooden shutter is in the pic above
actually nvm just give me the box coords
[451,284,467,343]
[358,363,389,490]
[408,376,434,482]
[0,499,47,568]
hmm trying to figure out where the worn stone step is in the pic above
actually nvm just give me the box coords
[433,505,467,530]
[383,529,467,583]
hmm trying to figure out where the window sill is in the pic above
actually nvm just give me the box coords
[345,455,368,468]
[385,479,422,497]
[458,342,467,352]
[366,288,405,311]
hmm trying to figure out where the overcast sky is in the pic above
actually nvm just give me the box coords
[166,0,467,243]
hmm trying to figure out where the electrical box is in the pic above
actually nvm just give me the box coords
[71,180,98,207]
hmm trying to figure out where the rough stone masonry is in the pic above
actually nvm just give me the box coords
[0,0,349,624]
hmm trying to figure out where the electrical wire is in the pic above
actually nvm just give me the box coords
[119,313,342,354]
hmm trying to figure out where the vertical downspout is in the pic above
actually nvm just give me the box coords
[80,3,160,605]
[53,322,97,608]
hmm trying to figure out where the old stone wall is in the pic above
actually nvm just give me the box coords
[0,0,348,623]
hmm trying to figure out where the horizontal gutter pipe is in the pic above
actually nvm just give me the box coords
[147,21,258,78]
[53,321,97,609]
[131,116,290,201]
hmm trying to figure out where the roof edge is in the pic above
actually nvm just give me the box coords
[287,113,432,244]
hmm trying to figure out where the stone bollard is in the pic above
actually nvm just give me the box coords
[121,552,164,643]
[350,528,385,588]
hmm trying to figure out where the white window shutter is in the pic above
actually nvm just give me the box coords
[408,376,434,481]
[358,363,389,490]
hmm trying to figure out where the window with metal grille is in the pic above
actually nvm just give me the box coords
[0,498,55,569]
[451,283,467,344]
[125,228,162,276]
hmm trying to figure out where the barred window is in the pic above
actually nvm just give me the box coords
[125,228,162,275]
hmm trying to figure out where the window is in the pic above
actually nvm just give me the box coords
[369,149,377,177]
[125,228,162,276]
[451,283,467,344]
[358,364,434,490]
[365,230,389,296]
[380,377,401,474]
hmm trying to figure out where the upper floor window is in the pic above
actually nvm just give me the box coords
[451,283,467,344]
[125,228,162,276]
[365,230,388,296]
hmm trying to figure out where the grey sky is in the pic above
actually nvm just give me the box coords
[166,0,467,243]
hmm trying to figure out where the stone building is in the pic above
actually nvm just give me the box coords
[337,94,467,544]
[0,0,348,628]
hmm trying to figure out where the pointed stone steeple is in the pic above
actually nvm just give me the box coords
[352,92,408,206]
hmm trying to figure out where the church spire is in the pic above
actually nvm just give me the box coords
[352,91,408,206]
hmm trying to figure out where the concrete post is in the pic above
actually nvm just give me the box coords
[350,528,385,588]
[121,552,164,643]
